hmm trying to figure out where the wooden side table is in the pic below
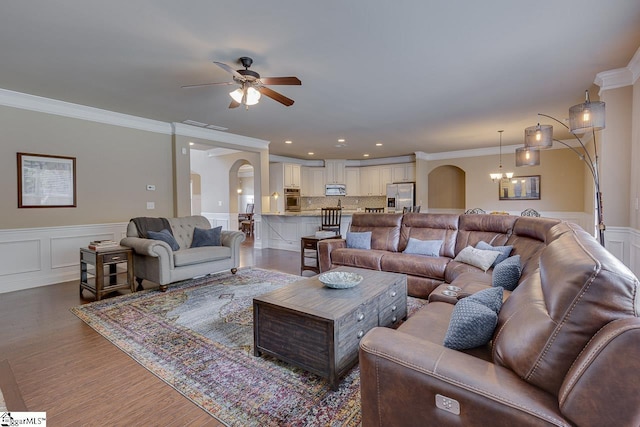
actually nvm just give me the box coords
[300,235,341,275]
[79,246,134,300]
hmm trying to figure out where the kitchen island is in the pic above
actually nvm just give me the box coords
[261,210,355,252]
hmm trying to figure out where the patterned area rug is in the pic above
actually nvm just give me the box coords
[71,268,426,426]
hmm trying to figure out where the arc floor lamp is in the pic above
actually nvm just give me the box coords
[519,90,606,246]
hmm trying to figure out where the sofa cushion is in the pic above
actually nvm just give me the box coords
[398,213,459,257]
[173,246,231,267]
[167,215,212,250]
[455,214,517,254]
[403,238,442,256]
[380,252,449,281]
[346,231,372,249]
[147,229,180,251]
[328,248,386,271]
[444,298,498,350]
[191,226,222,248]
[492,255,522,291]
[475,241,513,267]
[453,246,500,272]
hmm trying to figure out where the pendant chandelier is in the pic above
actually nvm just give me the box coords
[489,130,513,182]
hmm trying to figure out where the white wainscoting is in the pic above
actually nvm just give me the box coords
[0,222,128,294]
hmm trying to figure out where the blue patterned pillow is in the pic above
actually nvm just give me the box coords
[147,229,180,251]
[467,286,503,314]
[403,238,442,256]
[346,231,372,250]
[476,241,513,267]
[191,226,222,248]
[444,298,498,350]
[492,255,522,291]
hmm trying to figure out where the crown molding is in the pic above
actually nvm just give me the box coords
[595,45,640,91]
[628,45,640,84]
[0,88,172,134]
[172,123,269,150]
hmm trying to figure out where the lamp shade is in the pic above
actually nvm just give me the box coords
[569,100,605,134]
[524,124,553,149]
[515,147,540,166]
[245,86,261,105]
[229,88,244,103]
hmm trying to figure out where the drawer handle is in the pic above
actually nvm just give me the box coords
[112,256,121,260]
[391,291,397,297]
[357,313,365,321]
[391,305,397,311]
[357,330,364,339]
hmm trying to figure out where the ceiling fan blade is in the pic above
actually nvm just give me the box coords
[260,76,302,86]
[213,61,246,81]
[181,82,235,89]
[229,99,241,109]
[258,86,295,106]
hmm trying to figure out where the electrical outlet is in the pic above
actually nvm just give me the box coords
[218,201,223,207]
[146,202,155,210]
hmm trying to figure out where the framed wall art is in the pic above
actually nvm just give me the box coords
[17,152,77,208]
[498,175,540,201]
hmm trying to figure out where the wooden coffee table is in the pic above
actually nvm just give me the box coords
[253,266,407,390]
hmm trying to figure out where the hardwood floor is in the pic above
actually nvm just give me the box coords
[0,237,303,426]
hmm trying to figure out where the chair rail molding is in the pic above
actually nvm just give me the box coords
[0,222,128,294]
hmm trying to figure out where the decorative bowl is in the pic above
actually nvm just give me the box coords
[319,271,363,289]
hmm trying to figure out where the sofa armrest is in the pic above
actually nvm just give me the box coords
[359,327,571,427]
[317,238,346,273]
[120,236,174,269]
[220,230,245,248]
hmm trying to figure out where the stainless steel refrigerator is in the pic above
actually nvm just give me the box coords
[386,183,415,213]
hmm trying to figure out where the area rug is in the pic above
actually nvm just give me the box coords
[71,268,426,426]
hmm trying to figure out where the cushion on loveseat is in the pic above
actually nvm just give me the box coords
[173,246,232,267]
[398,213,459,257]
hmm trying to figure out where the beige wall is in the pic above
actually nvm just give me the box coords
[425,148,586,213]
[0,106,174,229]
[428,165,465,209]
[632,77,640,229]
[599,86,633,227]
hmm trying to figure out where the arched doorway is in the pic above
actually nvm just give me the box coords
[428,165,465,212]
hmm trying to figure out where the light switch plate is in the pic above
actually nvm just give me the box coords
[146,202,155,210]
[146,184,156,191]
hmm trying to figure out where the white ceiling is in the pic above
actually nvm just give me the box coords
[1,1,639,160]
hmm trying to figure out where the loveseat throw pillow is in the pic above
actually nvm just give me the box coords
[443,298,498,350]
[466,286,504,314]
[191,226,222,248]
[147,229,180,251]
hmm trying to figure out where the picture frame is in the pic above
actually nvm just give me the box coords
[17,152,77,208]
[498,175,540,201]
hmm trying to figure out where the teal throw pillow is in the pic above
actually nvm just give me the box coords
[466,286,503,314]
[147,229,180,251]
[191,226,222,248]
[443,298,498,350]
[403,238,442,257]
[492,255,522,291]
[475,241,513,267]
[346,231,372,250]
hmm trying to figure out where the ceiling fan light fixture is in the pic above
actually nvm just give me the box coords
[245,86,261,105]
[229,87,244,103]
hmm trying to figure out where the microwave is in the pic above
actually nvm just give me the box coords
[325,184,346,196]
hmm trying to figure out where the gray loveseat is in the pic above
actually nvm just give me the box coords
[120,215,245,291]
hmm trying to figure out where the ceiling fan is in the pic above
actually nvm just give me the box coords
[182,56,301,109]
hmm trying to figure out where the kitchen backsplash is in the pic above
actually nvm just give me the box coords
[302,196,386,211]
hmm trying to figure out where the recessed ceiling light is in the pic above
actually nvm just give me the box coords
[308,152,314,155]
[363,153,370,157]
[338,138,345,143]
[375,142,383,146]
[285,140,292,144]
[189,142,195,146]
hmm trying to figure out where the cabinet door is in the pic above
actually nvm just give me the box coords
[360,166,381,196]
[291,164,301,188]
[378,166,392,195]
[311,168,326,196]
[325,160,346,184]
[300,167,311,196]
[345,167,360,196]
[391,163,416,182]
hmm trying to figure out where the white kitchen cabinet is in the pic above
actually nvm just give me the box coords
[302,167,326,197]
[379,166,392,193]
[391,163,416,183]
[325,160,346,184]
[360,166,382,196]
[345,167,360,196]
[284,163,301,188]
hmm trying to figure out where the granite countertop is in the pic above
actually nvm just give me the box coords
[262,210,360,217]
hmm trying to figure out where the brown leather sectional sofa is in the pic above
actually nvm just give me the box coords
[317,213,640,426]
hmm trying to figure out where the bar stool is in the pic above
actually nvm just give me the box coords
[321,207,342,234]
[365,207,385,213]
[300,234,341,275]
